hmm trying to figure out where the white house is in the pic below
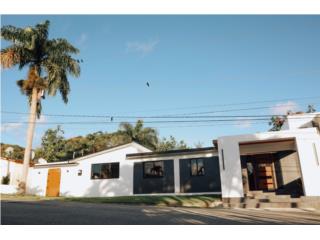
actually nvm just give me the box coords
[1,112,319,206]
[26,142,151,197]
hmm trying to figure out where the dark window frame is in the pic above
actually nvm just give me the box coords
[143,161,164,178]
[190,158,205,177]
[91,162,120,180]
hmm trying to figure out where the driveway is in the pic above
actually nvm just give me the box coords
[1,200,320,224]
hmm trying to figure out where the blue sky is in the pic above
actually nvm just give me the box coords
[1,15,320,147]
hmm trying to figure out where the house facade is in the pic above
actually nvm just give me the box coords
[217,127,320,199]
[26,142,151,197]
[2,112,319,201]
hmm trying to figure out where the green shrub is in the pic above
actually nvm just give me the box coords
[2,175,10,185]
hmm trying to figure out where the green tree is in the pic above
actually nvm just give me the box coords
[63,136,87,160]
[1,20,81,191]
[119,120,158,150]
[0,143,25,160]
[36,126,67,162]
[156,136,188,151]
[269,116,285,131]
[307,104,316,113]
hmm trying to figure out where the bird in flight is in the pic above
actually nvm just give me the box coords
[146,82,150,87]
[110,117,114,122]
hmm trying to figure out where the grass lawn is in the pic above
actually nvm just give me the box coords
[1,194,222,208]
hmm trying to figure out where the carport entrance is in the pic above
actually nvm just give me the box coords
[240,139,304,197]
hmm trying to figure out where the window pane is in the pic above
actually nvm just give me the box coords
[144,162,154,177]
[191,159,198,176]
[91,163,119,179]
[153,161,164,177]
[144,161,164,177]
[111,163,120,178]
[91,164,101,179]
[197,159,205,176]
[101,164,111,179]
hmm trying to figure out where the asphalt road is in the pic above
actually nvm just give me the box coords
[1,200,320,225]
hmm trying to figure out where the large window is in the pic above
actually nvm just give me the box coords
[143,161,164,178]
[190,159,205,176]
[91,162,119,179]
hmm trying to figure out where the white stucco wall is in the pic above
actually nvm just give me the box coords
[295,136,320,196]
[26,143,151,197]
[217,128,320,198]
[282,113,319,130]
[0,158,23,186]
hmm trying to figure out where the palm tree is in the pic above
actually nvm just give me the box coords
[1,20,81,192]
[119,120,158,150]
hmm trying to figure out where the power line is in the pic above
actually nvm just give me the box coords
[2,115,319,125]
[165,103,320,116]
[102,96,320,114]
[0,110,280,118]
[1,104,319,119]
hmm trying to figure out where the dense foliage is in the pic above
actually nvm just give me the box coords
[0,143,25,160]
[1,20,81,117]
[156,136,188,151]
[32,120,189,162]
[268,116,285,131]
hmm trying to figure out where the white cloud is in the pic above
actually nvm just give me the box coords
[1,122,23,132]
[77,33,88,46]
[36,115,47,123]
[1,115,47,133]
[126,39,159,56]
[270,101,300,115]
[235,119,252,129]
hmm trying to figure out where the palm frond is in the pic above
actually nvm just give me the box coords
[1,25,32,44]
[0,47,20,68]
[35,20,50,40]
[46,38,79,55]
[58,71,70,103]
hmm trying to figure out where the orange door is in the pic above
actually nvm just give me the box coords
[258,164,275,190]
[46,168,61,197]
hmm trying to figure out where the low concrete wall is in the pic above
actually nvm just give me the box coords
[0,184,18,194]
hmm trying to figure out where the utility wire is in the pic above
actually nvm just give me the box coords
[2,116,319,125]
[0,110,282,118]
[101,96,320,114]
[1,104,319,119]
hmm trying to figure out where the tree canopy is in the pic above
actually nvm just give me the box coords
[0,143,25,160]
[31,121,189,162]
[1,20,81,117]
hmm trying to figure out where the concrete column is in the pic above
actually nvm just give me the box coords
[173,158,180,193]
[295,137,320,196]
[218,137,244,198]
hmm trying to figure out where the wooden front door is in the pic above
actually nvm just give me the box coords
[257,163,275,191]
[46,168,61,197]
[247,154,276,191]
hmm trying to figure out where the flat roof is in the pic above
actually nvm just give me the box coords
[126,147,216,160]
[239,138,295,146]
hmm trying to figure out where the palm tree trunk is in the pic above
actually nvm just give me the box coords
[19,87,38,194]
